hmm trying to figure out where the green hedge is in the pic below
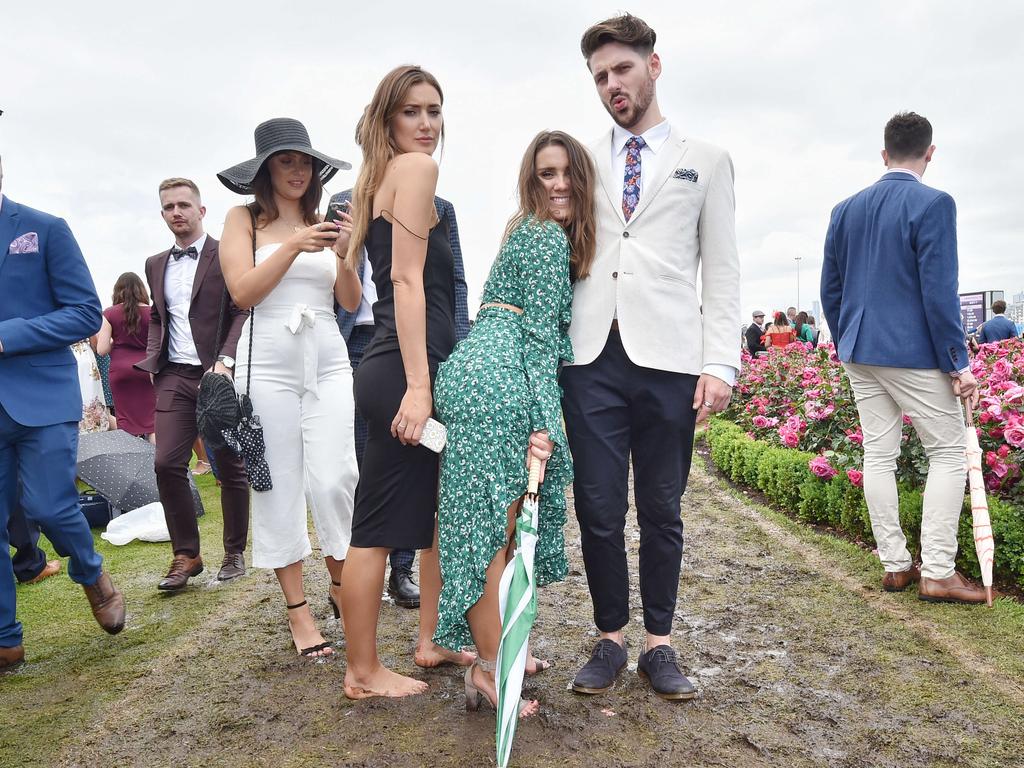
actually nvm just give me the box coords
[705,418,1024,589]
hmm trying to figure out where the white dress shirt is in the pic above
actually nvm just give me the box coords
[611,118,672,204]
[163,233,207,365]
[353,250,378,326]
[610,119,736,387]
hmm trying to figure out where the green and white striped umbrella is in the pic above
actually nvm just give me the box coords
[495,457,542,767]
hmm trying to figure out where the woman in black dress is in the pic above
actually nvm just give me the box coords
[340,64,467,699]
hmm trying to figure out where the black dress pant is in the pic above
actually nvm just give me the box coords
[561,330,698,636]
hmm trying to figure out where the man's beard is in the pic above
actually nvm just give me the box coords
[605,77,656,131]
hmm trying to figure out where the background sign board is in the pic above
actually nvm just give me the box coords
[960,292,985,332]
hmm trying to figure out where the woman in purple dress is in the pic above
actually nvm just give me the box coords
[95,272,156,441]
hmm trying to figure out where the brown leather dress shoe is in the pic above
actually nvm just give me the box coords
[158,554,204,591]
[918,571,987,604]
[882,564,921,592]
[83,571,126,634]
[216,552,246,581]
[0,644,25,671]
[24,559,62,585]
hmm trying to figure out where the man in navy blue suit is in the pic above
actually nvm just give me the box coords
[0,156,126,670]
[329,189,470,613]
[976,300,1018,344]
[821,112,985,604]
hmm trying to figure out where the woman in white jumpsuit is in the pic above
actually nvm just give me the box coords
[218,118,360,660]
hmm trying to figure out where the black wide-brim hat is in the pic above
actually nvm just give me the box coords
[217,117,351,195]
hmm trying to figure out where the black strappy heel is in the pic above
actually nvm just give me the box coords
[328,580,341,620]
[286,600,333,658]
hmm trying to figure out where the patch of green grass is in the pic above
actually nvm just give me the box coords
[2,473,254,767]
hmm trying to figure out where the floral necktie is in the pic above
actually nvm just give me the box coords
[622,135,646,222]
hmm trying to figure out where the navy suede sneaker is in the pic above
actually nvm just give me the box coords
[571,638,628,695]
[637,645,696,701]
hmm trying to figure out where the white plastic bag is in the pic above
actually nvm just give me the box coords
[100,502,170,545]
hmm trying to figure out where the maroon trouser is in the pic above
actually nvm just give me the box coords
[154,363,249,558]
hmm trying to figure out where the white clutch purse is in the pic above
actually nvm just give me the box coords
[420,417,448,454]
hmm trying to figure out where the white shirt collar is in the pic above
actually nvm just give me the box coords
[886,167,922,182]
[612,119,671,156]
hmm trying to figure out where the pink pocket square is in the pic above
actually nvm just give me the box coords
[9,232,39,254]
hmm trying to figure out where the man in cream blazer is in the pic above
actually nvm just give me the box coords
[563,13,740,701]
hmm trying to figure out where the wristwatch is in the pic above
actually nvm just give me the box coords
[217,355,235,369]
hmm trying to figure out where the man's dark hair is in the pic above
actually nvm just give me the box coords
[993,299,1007,314]
[884,112,932,160]
[581,13,656,60]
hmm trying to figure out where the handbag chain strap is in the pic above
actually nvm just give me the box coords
[245,205,258,399]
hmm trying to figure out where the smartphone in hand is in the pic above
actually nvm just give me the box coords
[324,200,350,225]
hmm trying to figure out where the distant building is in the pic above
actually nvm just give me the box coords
[1008,300,1024,327]
[811,300,821,322]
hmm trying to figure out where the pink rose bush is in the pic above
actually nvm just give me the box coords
[725,338,1024,503]
[809,456,838,480]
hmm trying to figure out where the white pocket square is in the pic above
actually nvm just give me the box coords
[9,232,39,254]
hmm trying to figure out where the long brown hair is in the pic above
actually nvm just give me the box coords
[503,131,597,281]
[111,272,150,336]
[346,65,445,269]
[250,151,323,228]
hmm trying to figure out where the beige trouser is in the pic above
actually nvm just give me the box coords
[844,362,966,580]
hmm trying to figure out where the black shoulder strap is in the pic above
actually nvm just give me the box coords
[245,206,257,397]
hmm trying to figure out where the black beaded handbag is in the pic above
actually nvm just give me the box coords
[230,206,273,492]
[196,289,241,452]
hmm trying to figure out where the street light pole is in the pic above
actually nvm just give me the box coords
[794,255,802,311]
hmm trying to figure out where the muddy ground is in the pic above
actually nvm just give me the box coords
[19,451,1024,768]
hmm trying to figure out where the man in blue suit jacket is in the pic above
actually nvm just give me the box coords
[329,189,470,616]
[0,160,126,669]
[821,112,984,605]
[976,300,1018,344]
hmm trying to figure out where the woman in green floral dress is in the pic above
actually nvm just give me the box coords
[433,130,597,715]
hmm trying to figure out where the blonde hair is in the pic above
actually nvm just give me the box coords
[158,177,201,200]
[503,131,598,281]
[346,65,445,269]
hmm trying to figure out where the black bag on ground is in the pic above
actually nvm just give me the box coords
[79,492,113,529]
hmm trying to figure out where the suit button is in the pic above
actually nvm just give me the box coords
[612,271,618,278]
[623,231,630,238]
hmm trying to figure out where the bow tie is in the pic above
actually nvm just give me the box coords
[171,245,199,260]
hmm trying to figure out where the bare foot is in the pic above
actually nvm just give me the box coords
[415,641,476,668]
[525,656,552,676]
[344,665,428,700]
[471,663,539,718]
[287,604,333,659]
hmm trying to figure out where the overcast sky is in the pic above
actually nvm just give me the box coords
[4,1,1023,327]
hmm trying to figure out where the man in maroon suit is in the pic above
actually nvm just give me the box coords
[136,178,250,590]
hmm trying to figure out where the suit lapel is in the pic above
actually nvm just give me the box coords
[153,249,172,316]
[191,237,216,301]
[595,130,627,226]
[628,129,688,225]
[0,196,20,277]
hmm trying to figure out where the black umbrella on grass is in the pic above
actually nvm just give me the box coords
[77,430,204,516]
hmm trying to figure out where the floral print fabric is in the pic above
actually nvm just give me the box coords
[432,217,574,652]
[622,135,646,221]
[72,340,110,433]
